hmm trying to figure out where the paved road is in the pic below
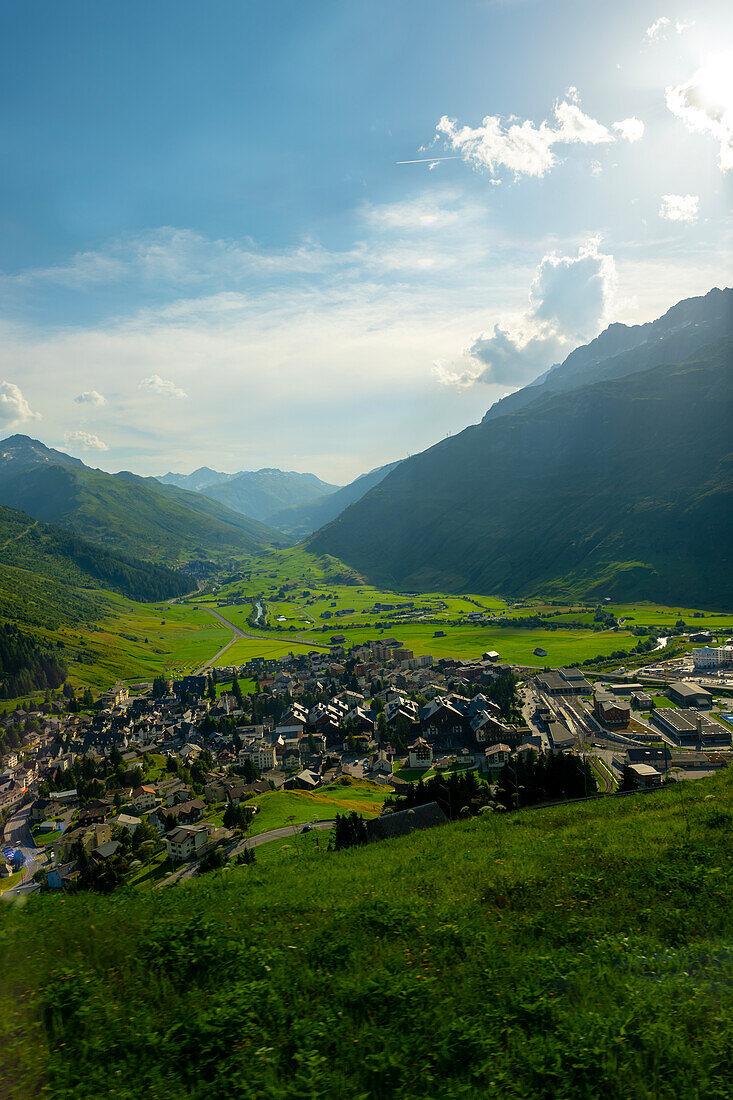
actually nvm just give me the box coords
[195,607,331,673]
[1,804,49,899]
[195,608,248,672]
[156,819,335,887]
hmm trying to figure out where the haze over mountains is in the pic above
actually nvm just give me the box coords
[310,288,733,607]
[157,462,399,535]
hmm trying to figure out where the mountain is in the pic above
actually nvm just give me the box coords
[270,460,401,537]
[197,468,340,523]
[157,467,231,492]
[0,503,190,628]
[0,436,286,563]
[483,286,732,424]
[309,337,733,607]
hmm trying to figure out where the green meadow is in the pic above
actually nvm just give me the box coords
[2,768,732,1098]
[14,547,730,702]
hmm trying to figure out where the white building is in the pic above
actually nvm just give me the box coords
[693,646,733,670]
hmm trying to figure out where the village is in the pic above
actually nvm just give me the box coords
[2,633,732,895]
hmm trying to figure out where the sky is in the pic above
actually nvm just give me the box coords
[0,0,731,483]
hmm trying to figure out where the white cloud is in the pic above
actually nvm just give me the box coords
[435,94,615,180]
[437,238,618,388]
[139,374,188,399]
[612,117,645,143]
[364,196,460,231]
[590,161,603,175]
[0,381,41,426]
[659,193,699,222]
[666,51,733,171]
[64,430,108,451]
[646,16,671,40]
[647,16,694,39]
[74,390,107,406]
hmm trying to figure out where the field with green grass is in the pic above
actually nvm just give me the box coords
[249,776,389,835]
[2,768,732,1098]
[13,547,731,705]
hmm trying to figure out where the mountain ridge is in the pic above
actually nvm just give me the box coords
[0,436,286,563]
[309,334,733,606]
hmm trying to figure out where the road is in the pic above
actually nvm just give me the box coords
[1,803,49,899]
[195,608,247,672]
[194,607,331,673]
[156,819,335,887]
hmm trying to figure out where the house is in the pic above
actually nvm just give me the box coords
[593,693,630,728]
[165,824,208,861]
[47,860,81,890]
[148,798,205,832]
[408,737,433,769]
[627,763,662,790]
[90,840,122,864]
[283,769,320,791]
[54,822,112,861]
[114,813,141,833]
[483,743,512,772]
[131,785,157,812]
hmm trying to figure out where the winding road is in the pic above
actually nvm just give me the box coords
[194,606,331,673]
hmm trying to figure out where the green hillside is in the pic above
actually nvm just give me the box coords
[2,770,732,1098]
[310,341,733,607]
[0,504,189,628]
[0,436,285,563]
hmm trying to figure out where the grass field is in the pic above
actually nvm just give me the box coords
[249,777,389,835]
[2,768,732,1098]
[13,547,730,702]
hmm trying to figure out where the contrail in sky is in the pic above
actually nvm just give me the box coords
[396,156,463,164]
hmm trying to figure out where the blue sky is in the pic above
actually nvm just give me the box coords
[0,0,730,480]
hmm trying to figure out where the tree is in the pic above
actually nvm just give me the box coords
[330,811,369,850]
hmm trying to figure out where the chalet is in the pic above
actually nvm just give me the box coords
[483,743,512,772]
[408,737,433,769]
[593,693,630,728]
[131,785,157,812]
[165,824,208,861]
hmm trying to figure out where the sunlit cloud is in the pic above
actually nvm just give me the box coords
[434,93,617,180]
[74,390,107,406]
[659,193,699,222]
[435,238,618,389]
[139,374,188,399]
[666,51,733,172]
[612,117,645,143]
[64,430,108,451]
[0,382,41,426]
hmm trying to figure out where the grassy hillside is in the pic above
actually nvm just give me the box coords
[0,505,189,628]
[2,770,732,1098]
[0,436,285,562]
[310,341,733,607]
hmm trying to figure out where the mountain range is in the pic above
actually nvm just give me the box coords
[310,288,733,607]
[157,460,399,535]
[0,436,285,564]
